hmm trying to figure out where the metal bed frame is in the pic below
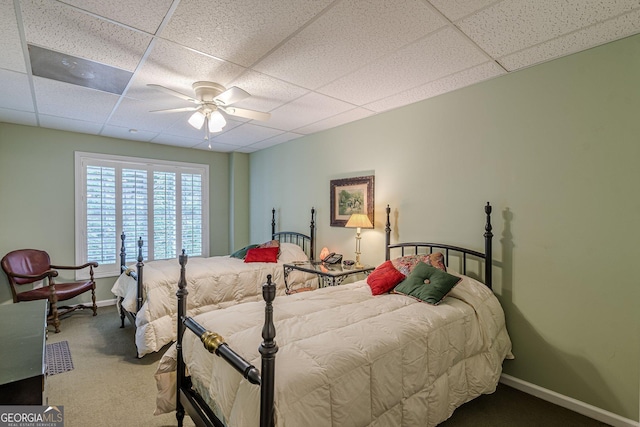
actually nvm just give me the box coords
[174,202,493,426]
[116,207,316,330]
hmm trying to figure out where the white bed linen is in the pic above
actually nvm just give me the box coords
[111,243,316,357]
[155,273,513,426]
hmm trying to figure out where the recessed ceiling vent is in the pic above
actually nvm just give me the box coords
[28,44,132,95]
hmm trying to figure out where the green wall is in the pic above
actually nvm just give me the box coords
[229,152,250,252]
[249,35,640,421]
[0,125,232,304]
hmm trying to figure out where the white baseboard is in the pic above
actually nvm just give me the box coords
[500,374,639,427]
[96,298,117,307]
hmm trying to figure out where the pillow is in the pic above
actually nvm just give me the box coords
[230,244,260,259]
[393,261,461,305]
[258,239,280,249]
[244,247,279,263]
[391,252,446,276]
[278,243,309,263]
[366,260,406,295]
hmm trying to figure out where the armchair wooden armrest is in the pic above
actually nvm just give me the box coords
[50,261,99,270]
[51,261,98,279]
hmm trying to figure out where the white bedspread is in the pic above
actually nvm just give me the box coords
[111,244,316,357]
[155,273,513,426]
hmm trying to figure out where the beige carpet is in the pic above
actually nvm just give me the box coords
[46,305,195,427]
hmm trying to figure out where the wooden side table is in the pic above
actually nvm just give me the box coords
[0,300,48,405]
[283,261,374,293]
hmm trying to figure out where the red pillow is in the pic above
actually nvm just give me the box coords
[366,260,406,295]
[244,247,279,263]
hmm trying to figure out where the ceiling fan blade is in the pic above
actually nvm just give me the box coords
[221,106,271,121]
[149,106,199,113]
[214,86,250,105]
[147,84,198,103]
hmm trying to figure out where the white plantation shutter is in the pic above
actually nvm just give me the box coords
[153,171,177,260]
[182,173,203,256]
[75,152,209,278]
[86,166,117,264]
[122,168,149,263]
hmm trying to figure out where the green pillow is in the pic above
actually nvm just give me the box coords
[230,244,260,259]
[393,261,461,305]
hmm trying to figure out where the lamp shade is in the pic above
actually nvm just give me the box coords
[345,213,373,229]
[188,110,205,129]
[208,110,226,132]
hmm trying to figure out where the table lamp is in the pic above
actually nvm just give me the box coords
[345,213,373,268]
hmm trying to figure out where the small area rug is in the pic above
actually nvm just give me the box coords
[46,340,74,376]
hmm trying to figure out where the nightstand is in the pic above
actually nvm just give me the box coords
[283,261,374,294]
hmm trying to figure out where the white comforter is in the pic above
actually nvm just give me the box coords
[111,243,315,357]
[155,272,513,426]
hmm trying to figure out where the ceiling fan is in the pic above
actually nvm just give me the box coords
[148,81,271,135]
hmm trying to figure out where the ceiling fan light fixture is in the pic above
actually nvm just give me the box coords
[188,110,205,129]
[208,110,226,133]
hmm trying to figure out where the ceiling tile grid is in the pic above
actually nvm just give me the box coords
[252,0,447,90]
[0,69,35,111]
[499,7,640,71]
[160,0,335,67]
[60,0,174,34]
[0,0,639,152]
[0,1,28,73]
[318,26,490,105]
[21,0,152,72]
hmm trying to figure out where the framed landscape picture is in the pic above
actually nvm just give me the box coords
[330,175,374,227]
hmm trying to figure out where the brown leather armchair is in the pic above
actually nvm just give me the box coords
[1,249,98,333]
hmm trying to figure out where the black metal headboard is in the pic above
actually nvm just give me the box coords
[271,207,316,260]
[384,203,493,289]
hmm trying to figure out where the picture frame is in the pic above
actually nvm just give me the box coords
[330,175,374,227]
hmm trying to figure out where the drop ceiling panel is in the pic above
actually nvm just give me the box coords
[107,97,183,131]
[0,1,27,73]
[457,0,640,59]
[101,125,158,142]
[160,0,334,67]
[211,123,283,147]
[365,61,505,112]
[499,8,640,71]
[0,69,34,112]
[0,108,37,126]
[33,77,119,122]
[227,70,310,113]
[264,92,355,131]
[1,0,639,153]
[243,131,304,152]
[61,0,174,33]
[38,114,104,134]
[320,27,489,106]
[21,0,151,71]
[429,0,500,21]
[151,133,202,148]
[125,39,247,102]
[295,107,375,135]
[254,0,446,90]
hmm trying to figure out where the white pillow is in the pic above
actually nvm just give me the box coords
[278,243,310,263]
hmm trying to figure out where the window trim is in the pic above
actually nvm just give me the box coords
[74,151,209,278]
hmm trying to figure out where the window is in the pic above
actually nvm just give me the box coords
[75,152,209,278]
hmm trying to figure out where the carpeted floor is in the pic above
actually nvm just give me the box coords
[46,304,611,427]
[46,305,195,427]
